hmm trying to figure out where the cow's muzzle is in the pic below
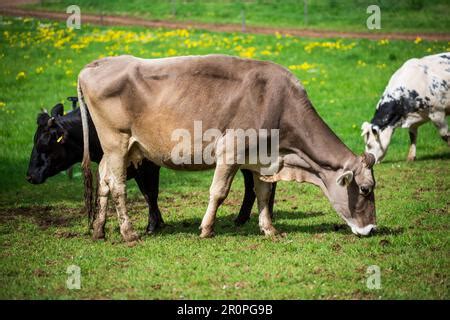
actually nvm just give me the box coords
[26,174,44,184]
[350,224,377,236]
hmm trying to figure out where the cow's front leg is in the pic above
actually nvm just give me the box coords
[429,111,449,146]
[407,126,418,161]
[253,173,277,236]
[200,164,238,238]
[92,158,109,240]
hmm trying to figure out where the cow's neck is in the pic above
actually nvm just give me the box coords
[62,109,103,163]
[283,93,356,174]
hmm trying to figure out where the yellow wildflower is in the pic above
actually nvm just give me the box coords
[357,60,367,67]
[288,62,316,71]
[16,71,26,80]
[167,48,177,56]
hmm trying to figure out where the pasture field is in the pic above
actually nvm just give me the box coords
[0,16,449,299]
[27,0,450,33]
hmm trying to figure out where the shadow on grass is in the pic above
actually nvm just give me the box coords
[0,205,83,230]
[382,151,450,164]
[152,212,404,237]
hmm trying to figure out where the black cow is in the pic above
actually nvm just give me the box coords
[26,100,276,233]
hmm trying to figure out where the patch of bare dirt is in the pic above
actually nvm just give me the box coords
[0,6,449,41]
[0,205,83,229]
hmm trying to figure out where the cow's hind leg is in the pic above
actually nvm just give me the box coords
[98,131,139,242]
[108,152,139,242]
[234,169,277,225]
[92,158,109,239]
[407,125,419,161]
[429,111,449,146]
[134,160,164,234]
[234,169,255,226]
[200,164,238,238]
[253,173,277,236]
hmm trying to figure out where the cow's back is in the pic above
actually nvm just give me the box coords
[384,53,450,109]
[78,54,297,168]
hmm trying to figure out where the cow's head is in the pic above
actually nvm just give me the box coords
[361,121,394,163]
[325,152,377,236]
[26,104,74,184]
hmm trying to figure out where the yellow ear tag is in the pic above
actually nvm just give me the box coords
[57,135,63,143]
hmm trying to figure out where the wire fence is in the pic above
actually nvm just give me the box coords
[35,0,450,32]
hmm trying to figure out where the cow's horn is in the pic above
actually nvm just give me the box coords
[371,125,380,135]
[362,152,376,168]
[361,122,371,136]
[47,117,55,127]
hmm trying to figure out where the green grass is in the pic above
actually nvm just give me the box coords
[0,16,449,299]
[27,0,450,33]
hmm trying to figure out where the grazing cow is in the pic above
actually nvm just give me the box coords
[26,101,270,233]
[362,53,450,162]
[78,54,377,242]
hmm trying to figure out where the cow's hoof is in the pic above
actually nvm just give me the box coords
[92,231,105,240]
[121,225,140,242]
[199,227,215,238]
[261,226,278,237]
[234,215,250,226]
[146,226,157,234]
[146,223,159,234]
[122,230,140,242]
[146,221,166,234]
[92,225,105,240]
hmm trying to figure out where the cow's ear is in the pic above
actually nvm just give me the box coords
[336,171,354,187]
[51,103,64,117]
[37,112,50,126]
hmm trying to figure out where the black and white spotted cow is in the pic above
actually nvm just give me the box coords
[362,53,450,162]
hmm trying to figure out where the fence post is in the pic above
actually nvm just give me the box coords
[241,9,246,33]
[172,0,176,17]
[304,0,308,26]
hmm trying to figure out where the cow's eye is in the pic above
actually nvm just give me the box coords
[359,186,371,196]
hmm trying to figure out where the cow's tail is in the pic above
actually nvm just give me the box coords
[77,78,94,229]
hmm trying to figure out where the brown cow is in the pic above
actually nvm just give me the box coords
[77,54,377,242]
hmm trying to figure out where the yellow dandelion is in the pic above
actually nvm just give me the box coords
[414,37,422,44]
[16,71,26,80]
[357,60,367,67]
[35,67,44,74]
[167,48,177,56]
